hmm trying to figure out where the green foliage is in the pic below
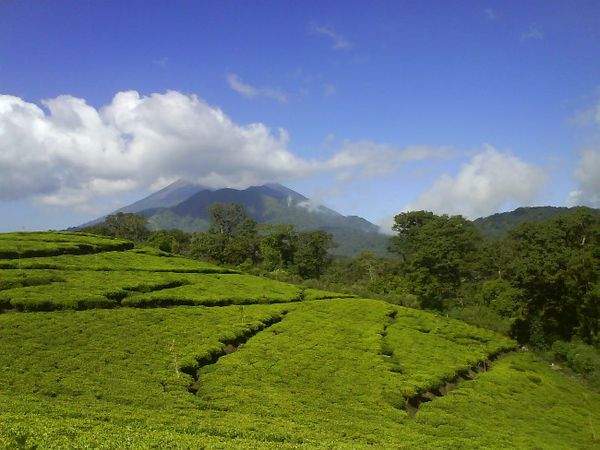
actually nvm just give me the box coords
[447,305,512,336]
[501,209,600,345]
[0,231,133,258]
[476,278,524,318]
[390,211,482,310]
[0,249,234,273]
[191,203,260,265]
[148,229,192,253]
[551,340,600,389]
[473,206,598,239]
[383,307,515,398]
[121,274,349,307]
[259,224,297,271]
[411,351,600,448]
[0,270,187,311]
[83,212,150,243]
[1,230,600,447]
[293,230,335,279]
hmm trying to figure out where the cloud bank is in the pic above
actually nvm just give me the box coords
[406,146,546,219]
[568,96,600,208]
[0,91,303,206]
[0,91,449,209]
[568,149,600,208]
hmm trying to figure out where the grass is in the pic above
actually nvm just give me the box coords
[0,231,599,448]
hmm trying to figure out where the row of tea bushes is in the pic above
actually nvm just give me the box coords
[0,232,133,258]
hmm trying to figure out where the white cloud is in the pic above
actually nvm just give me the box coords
[225,73,287,103]
[406,146,547,219]
[0,91,454,210]
[521,25,544,41]
[0,91,301,207]
[309,24,351,50]
[322,141,454,178]
[568,95,600,208]
[568,149,600,207]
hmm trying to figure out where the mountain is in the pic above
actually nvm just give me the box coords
[85,181,390,256]
[78,179,209,228]
[473,206,600,238]
[119,179,210,214]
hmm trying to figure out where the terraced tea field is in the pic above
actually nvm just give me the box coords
[0,232,599,448]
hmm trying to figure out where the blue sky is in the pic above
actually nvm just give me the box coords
[1,0,600,231]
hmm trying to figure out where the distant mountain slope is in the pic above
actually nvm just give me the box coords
[83,181,389,256]
[120,179,209,214]
[473,206,600,238]
[77,179,208,228]
[140,183,388,256]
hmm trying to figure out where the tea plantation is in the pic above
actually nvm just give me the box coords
[1,232,599,448]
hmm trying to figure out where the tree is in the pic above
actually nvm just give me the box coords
[208,203,245,234]
[191,203,259,265]
[259,224,298,271]
[84,212,150,243]
[293,231,335,279]
[390,211,482,310]
[502,208,600,345]
[148,229,192,253]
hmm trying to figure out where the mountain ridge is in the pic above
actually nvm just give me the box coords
[79,180,389,256]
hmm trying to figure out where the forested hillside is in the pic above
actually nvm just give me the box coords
[473,206,599,238]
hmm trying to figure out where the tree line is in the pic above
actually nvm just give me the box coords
[85,204,600,351]
[84,203,335,280]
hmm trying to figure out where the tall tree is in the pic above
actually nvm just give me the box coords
[208,203,246,234]
[390,211,482,310]
[260,224,298,271]
[85,212,150,243]
[503,208,600,344]
[294,230,335,279]
[191,203,259,265]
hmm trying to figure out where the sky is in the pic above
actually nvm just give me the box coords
[1,0,600,232]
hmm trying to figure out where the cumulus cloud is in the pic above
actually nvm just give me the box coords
[226,74,287,103]
[309,24,351,50]
[568,95,600,208]
[568,149,600,207]
[406,146,547,219]
[0,91,302,207]
[0,91,453,209]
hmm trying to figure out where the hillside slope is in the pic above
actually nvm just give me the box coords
[77,181,390,256]
[473,206,600,238]
[140,183,390,256]
[0,232,598,448]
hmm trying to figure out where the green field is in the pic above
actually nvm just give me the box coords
[0,232,599,448]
